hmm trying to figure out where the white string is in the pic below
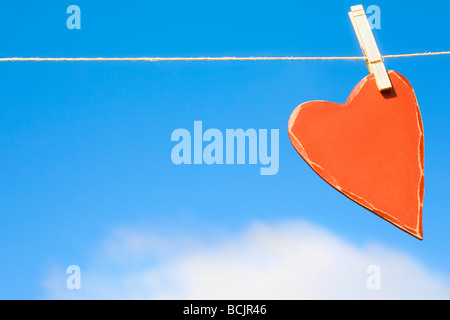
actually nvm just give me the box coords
[0,51,448,62]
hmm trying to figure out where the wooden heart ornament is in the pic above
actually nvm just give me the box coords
[288,71,424,239]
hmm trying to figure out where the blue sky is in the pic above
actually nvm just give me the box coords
[0,0,449,299]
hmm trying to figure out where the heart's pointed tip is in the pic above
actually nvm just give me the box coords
[391,214,423,240]
[414,233,424,241]
[406,228,423,241]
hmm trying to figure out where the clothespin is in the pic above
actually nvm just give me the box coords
[349,5,392,91]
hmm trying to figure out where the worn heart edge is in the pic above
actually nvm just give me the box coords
[287,71,424,240]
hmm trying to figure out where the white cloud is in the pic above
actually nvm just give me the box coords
[42,219,450,300]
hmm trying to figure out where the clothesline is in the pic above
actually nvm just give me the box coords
[0,51,449,62]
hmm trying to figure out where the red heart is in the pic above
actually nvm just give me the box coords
[288,71,424,239]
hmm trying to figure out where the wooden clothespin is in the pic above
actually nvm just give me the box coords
[349,5,392,91]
